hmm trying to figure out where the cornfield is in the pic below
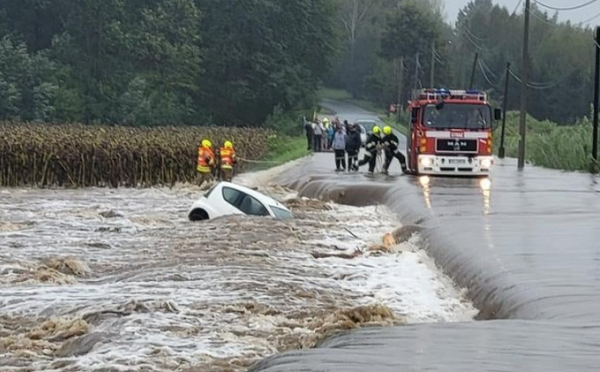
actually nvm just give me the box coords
[0,122,274,187]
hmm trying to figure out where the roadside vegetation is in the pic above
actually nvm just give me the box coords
[495,112,596,172]
[0,122,277,187]
[248,136,310,172]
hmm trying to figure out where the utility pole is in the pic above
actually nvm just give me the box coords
[469,52,479,89]
[592,26,600,170]
[397,56,404,123]
[499,62,511,159]
[414,52,420,90]
[517,0,531,170]
[430,41,435,88]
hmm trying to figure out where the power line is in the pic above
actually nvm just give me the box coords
[512,0,524,14]
[533,0,599,11]
[480,59,501,80]
[462,28,495,52]
[479,56,582,90]
[508,68,580,89]
[464,26,487,42]
[581,10,600,24]
[529,9,557,25]
[478,60,502,87]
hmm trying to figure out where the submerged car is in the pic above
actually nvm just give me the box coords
[188,181,294,221]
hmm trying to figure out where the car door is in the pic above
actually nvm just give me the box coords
[237,194,270,217]
[220,186,247,216]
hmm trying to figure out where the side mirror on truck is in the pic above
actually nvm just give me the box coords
[494,108,502,121]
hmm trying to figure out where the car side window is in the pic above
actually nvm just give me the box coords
[222,186,243,207]
[238,194,269,216]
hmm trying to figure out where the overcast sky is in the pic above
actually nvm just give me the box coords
[443,0,600,27]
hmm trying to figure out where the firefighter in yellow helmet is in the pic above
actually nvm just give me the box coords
[196,139,215,188]
[356,125,382,174]
[219,140,237,182]
[381,126,407,175]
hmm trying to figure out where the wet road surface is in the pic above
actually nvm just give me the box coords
[251,100,600,371]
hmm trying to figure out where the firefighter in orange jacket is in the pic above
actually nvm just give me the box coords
[219,140,237,182]
[197,139,215,188]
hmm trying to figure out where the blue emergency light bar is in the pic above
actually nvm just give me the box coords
[415,88,487,101]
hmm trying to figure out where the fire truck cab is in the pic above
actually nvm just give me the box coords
[405,88,502,176]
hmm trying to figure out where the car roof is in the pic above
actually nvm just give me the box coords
[217,181,288,209]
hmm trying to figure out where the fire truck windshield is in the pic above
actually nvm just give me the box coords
[423,103,491,130]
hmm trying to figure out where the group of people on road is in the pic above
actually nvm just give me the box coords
[305,116,339,152]
[315,119,408,175]
[196,139,237,188]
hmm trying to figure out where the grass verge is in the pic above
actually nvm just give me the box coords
[318,88,386,116]
[246,135,310,172]
[381,116,407,136]
[494,111,598,172]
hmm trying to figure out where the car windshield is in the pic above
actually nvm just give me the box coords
[423,103,491,129]
[270,206,294,220]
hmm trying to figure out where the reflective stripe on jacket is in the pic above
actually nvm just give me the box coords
[197,147,214,173]
[220,147,236,169]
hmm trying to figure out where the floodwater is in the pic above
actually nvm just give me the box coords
[250,99,600,371]
[0,161,476,372]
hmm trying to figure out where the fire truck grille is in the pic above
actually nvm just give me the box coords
[436,138,478,153]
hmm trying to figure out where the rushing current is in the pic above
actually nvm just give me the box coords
[0,161,476,372]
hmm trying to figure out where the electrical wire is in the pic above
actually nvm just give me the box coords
[581,10,600,23]
[512,0,524,14]
[533,0,598,11]
[480,59,501,80]
[465,26,487,42]
[478,60,502,87]
[529,8,558,25]
[507,68,579,89]
[462,28,495,52]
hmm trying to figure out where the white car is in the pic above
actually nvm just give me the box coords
[357,124,367,147]
[188,181,294,221]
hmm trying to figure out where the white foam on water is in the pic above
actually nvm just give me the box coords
[0,162,476,371]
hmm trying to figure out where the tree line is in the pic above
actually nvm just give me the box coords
[328,0,597,125]
[0,0,335,127]
[1,0,596,128]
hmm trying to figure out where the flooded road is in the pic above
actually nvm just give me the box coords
[250,100,600,371]
[0,163,476,371]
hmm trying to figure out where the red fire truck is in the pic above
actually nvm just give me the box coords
[405,88,502,176]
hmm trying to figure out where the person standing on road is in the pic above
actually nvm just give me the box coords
[326,121,335,150]
[304,118,314,151]
[357,125,382,174]
[331,124,347,171]
[381,126,408,175]
[313,120,324,152]
[345,123,361,171]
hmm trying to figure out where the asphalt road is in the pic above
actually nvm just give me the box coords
[252,98,600,372]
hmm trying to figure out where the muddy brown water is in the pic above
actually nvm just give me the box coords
[0,173,476,371]
[248,150,600,371]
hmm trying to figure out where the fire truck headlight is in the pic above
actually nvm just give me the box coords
[420,157,434,166]
[480,158,492,168]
